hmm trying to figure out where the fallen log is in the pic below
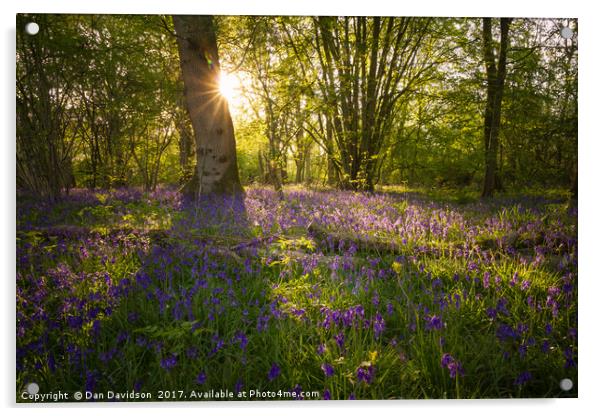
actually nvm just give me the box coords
[307,222,407,255]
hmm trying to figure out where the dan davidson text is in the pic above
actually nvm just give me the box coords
[86,391,152,400]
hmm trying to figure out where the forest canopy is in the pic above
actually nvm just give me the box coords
[16,15,577,199]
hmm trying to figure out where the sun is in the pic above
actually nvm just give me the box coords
[219,72,241,104]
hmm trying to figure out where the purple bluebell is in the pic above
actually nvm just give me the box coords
[514,371,532,386]
[196,371,207,385]
[483,272,490,289]
[441,353,464,378]
[268,363,281,381]
[373,312,385,338]
[519,343,528,359]
[425,314,443,331]
[356,364,375,384]
[321,363,335,377]
[160,354,177,371]
[235,379,244,394]
[292,384,303,400]
[564,347,576,368]
[386,302,394,316]
[335,332,345,349]
[317,343,326,355]
[486,307,497,319]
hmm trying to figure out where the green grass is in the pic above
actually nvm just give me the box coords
[16,186,577,401]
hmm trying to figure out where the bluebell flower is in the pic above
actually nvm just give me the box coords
[356,364,375,384]
[186,347,199,359]
[321,363,335,377]
[386,302,394,316]
[441,353,464,378]
[196,371,207,385]
[160,354,177,371]
[545,323,553,334]
[564,347,576,368]
[510,272,519,287]
[518,343,527,359]
[268,363,281,381]
[292,384,303,400]
[496,324,518,342]
[85,370,99,392]
[335,332,345,349]
[373,312,385,338]
[425,314,443,331]
[235,379,244,394]
[514,371,532,386]
[67,315,83,329]
[483,272,491,289]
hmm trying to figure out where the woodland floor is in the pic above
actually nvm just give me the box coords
[16,185,577,400]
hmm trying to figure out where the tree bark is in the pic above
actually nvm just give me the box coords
[481,18,511,197]
[176,90,194,180]
[173,15,243,197]
[314,17,430,192]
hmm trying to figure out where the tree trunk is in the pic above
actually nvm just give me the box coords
[173,15,243,197]
[325,117,337,186]
[295,155,304,183]
[481,18,511,198]
[176,93,194,180]
[314,17,429,192]
[304,143,312,184]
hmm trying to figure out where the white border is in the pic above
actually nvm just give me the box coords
[2,1,600,415]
